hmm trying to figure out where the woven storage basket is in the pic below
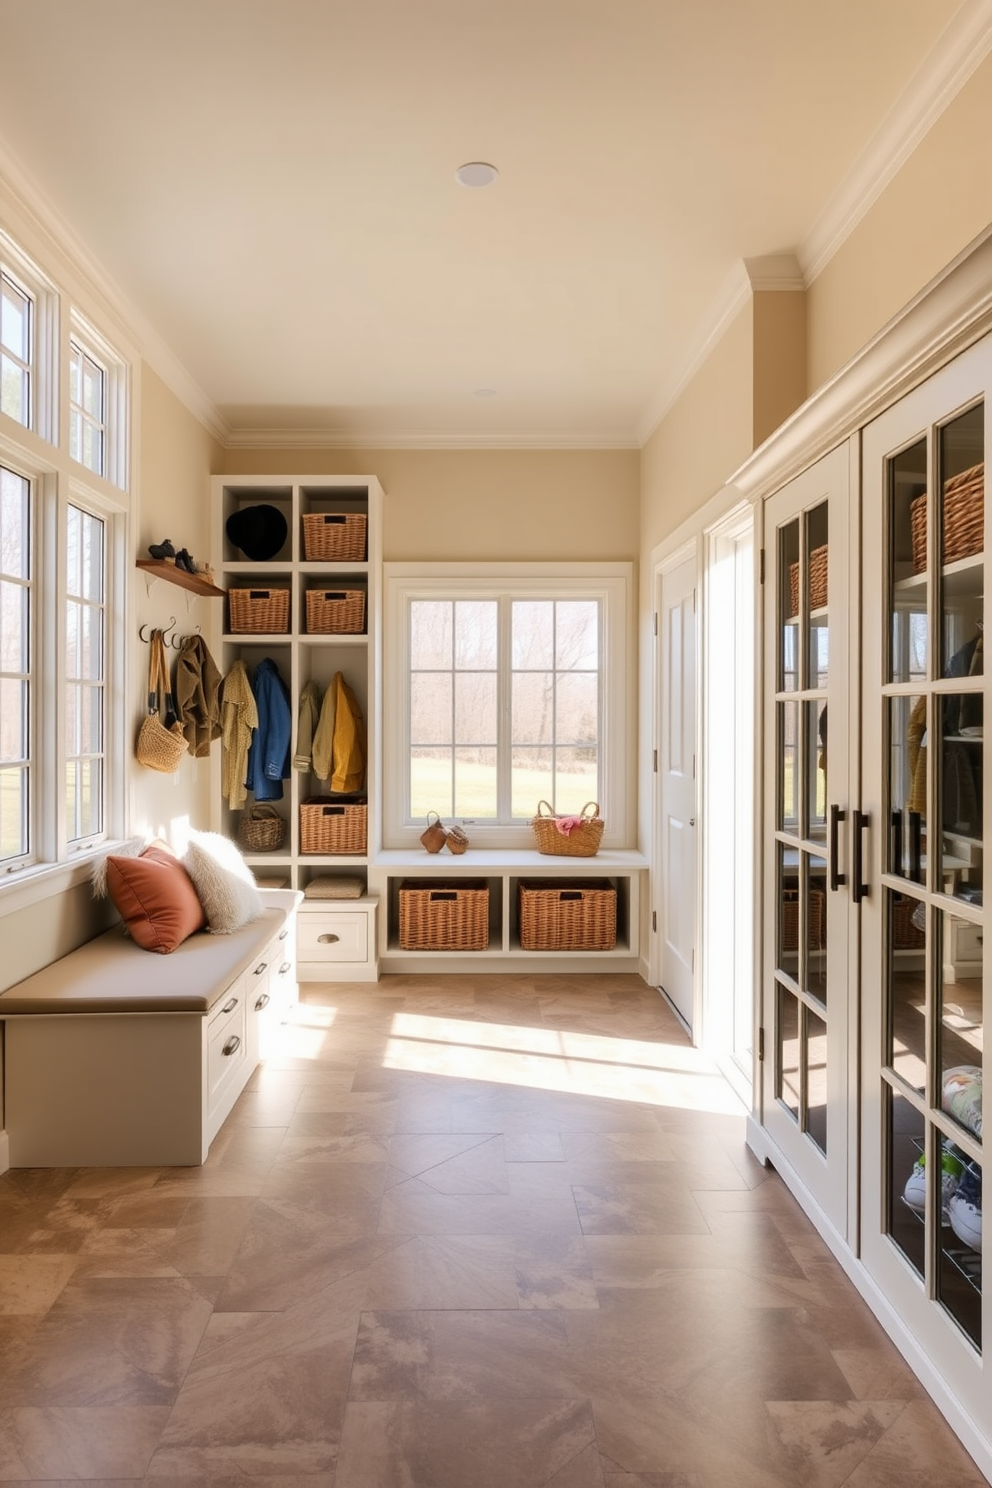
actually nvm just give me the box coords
[781,885,825,953]
[302,511,368,562]
[910,461,985,573]
[305,588,365,634]
[531,801,604,857]
[892,895,926,949]
[398,880,489,951]
[518,880,616,951]
[788,544,828,617]
[228,587,290,634]
[299,796,367,854]
[238,803,286,852]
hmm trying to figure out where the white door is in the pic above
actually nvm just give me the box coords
[659,553,697,1028]
[762,443,854,1240]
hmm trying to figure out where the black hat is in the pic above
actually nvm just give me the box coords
[225,504,288,562]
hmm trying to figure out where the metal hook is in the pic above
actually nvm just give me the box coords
[161,616,178,648]
[138,622,152,643]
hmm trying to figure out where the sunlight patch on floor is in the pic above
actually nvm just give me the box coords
[383,1013,742,1113]
[275,1004,338,1060]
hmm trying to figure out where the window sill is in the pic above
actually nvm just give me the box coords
[0,842,123,919]
[373,847,648,873]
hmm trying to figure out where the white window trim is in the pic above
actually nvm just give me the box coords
[384,561,635,852]
[0,227,59,445]
[68,309,129,491]
[0,438,128,908]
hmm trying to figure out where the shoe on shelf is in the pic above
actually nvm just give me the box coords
[148,539,175,560]
[903,1143,964,1224]
[948,1163,982,1251]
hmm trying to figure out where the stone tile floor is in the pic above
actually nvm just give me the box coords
[0,972,986,1486]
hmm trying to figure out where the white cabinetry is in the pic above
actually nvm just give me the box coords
[211,475,383,981]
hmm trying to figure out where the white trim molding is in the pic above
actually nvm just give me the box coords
[221,425,640,452]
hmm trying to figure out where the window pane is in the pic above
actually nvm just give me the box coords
[411,601,451,669]
[512,671,553,745]
[554,748,598,814]
[0,580,28,671]
[556,600,598,669]
[555,672,597,745]
[1,467,30,578]
[1,277,29,359]
[0,765,28,861]
[511,746,553,818]
[454,747,496,818]
[454,672,497,744]
[69,683,103,756]
[454,600,497,667]
[0,678,28,761]
[69,344,80,404]
[69,406,81,463]
[513,600,554,668]
[411,673,452,745]
[80,605,103,681]
[82,511,104,601]
[67,757,102,842]
[82,354,104,418]
[411,748,452,819]
[0,355,28,425]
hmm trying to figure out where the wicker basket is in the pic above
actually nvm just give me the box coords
[305,588,366,634]
[788,545,828,617]
[299,796,367,854]
[398,880,489,951]
[228,587,290,634]
[531,801,604,857]
[781,884,825,953]
[892,895,926,949]
[302,511,367,562]
[518,880,617,951]
[238,803,287,853]
[910,461,984,573]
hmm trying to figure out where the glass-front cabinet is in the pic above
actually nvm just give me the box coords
[762,443,853,1237]
[861,339,989,1415]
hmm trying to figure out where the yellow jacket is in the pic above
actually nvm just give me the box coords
[331,671,365,793]
[221,660,258,809]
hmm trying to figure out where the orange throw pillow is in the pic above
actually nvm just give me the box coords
[105,844,207,953]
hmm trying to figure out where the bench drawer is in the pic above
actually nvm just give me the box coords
[207,973,248,1120]
[298,912,368,962]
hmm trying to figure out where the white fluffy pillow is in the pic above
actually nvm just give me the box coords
[183,831,264,934]
[91,836,151,898]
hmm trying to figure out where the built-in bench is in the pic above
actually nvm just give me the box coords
[0,888,300,1167]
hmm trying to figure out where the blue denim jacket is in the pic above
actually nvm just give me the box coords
[246,658,291,801]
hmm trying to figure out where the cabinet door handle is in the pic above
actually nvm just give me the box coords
[254,962,267,976]
[318,933,340,944]
[221,996,239,1015]
[279,929,289,941]
[829,804,847,891]
[909,810,922,885]
[222,1035,241,1056]
[279,961,292,974]
[852,810,870,904]
[254,992,270,1012]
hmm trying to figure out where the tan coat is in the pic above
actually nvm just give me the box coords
[221,660,258,809]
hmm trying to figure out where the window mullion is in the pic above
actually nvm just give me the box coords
[497,594,513,822]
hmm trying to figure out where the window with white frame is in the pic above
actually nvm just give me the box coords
[1,268,32,427]
[65,502,106,844]
[0,466,32,863]
[385,564,632,848]
[68,312,127,489]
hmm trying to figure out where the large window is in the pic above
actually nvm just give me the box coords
[65,503,106,844]
[0,467,31,862]
[386,564,632,850]
[1,268,32,427]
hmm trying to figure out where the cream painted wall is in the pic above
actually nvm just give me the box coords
[221,448,640,562]
[752,290,807,449]
[808,52,992,391]
[639,303,754,556]
[131,364,226,845]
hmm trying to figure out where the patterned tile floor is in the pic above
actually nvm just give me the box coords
[0,972,986,1486]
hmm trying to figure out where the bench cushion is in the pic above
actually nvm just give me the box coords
[0,889,300,1015]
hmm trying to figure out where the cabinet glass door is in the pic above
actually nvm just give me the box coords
[862,341,989,1403]
[763,445,852,1236]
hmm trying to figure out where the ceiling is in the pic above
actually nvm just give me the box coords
[0,0,982,447]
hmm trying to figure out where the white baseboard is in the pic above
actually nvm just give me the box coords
[756,1126,992,1484]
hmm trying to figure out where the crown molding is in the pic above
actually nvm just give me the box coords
[221,425,640,451]
[799,0,992,283]
[0,138,230,445]
[744,253,805,292]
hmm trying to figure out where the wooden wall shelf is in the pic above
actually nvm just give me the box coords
[136,559,225,598]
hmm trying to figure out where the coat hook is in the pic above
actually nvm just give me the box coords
[162,615,178,647]
[138,622,152,643]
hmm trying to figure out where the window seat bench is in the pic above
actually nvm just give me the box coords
[0,888,300,1168]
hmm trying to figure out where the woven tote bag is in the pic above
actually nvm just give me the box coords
[136,630,188,773]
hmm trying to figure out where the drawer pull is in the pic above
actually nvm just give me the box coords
[279,928,289,941]
[221,996,239,1015]
[254,992,270,1012]
[223,1035,241,1057]
[318,933,340,944]
[254,961,268,976]
[279,961,292,974]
